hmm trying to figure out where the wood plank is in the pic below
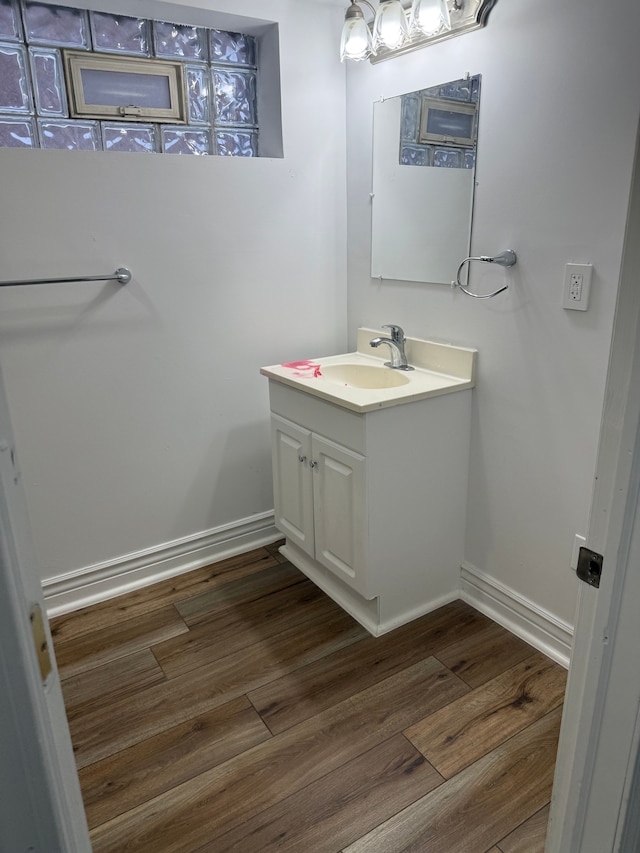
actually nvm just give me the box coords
[53,556,565,853]
[49,547,278,643]
[435,621,536,688]
[343,708,562,853]
[61,649,165,717]
[53,605,187,679]
[496,804,550,853]
[248,600,490,735]
[176,560,304,626]
[88,658,469,852]
[405,654,566,778]
[209,735,443,853]
[264,538,288,563]
[154,579,332,678]
[79,696,271,828]
[70,603,368,769]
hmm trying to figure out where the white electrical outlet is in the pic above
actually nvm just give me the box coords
[562,263,592,311]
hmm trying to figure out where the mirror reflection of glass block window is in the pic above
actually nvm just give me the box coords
[0,0,260,155]
[433,147,462,168]
[398,75,479,170]
[400,94,420,143]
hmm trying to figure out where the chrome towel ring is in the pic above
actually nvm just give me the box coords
[453,249,517,299]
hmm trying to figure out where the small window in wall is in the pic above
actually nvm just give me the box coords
[0,0,263,155]
[64,52,187,123]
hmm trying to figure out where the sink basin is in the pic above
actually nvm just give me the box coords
[260,329,477,413]
[321,363,411,389]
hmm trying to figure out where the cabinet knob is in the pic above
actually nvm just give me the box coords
[309,459,318,469]
[298,455,307,464]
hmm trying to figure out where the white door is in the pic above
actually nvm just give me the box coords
[546,128,640,851]
[312,433,366,592]
[271,414,315,557]
[0,363,91,852]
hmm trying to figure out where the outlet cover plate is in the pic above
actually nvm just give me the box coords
[563,263,592,311]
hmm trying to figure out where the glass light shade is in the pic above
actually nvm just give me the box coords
[410,0,451,36]
[372,0,409,51]
[340,15,374,61]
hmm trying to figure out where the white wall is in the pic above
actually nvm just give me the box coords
[345,0,640,626]
[0,0,348,584]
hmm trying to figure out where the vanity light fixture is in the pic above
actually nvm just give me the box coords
[340,0,498,64]
[372,0,410,53]
[339,0,376,61]
[410,0,451,36]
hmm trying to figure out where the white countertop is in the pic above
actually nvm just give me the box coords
[260,328,477,413]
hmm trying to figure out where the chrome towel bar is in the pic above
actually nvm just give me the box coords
[0,267,132,288]
[453,250,517,299]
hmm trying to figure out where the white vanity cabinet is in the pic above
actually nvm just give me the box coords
[267,378,473,636]
[272,413,367,595]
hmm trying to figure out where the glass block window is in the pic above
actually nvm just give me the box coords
[89,13,149,56]
[0,113,34,145]
[0,42,31,111]
[210,29,255,65]
[212,68,256,126]
[29,46,66,115]
[102,121,157,153]
[23,1,89,48]
[0,0,259,155]
[184,64,209,124]
[399,75,479,170]
[39,117,99,149]
[0,0,22,41]
[154,21,205,60]
[215,128,257,157]
[161,125,210,155]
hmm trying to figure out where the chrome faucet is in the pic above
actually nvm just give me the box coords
[369,324,414,370]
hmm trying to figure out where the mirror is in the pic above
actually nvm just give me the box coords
[371,74,480,284]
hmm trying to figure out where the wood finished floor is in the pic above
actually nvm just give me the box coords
[50,543,567,853]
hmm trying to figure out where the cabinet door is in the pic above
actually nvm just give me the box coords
[311,434,367,592]
[271,415,315,558]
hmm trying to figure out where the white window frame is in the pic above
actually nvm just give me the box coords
[63,50,187,123]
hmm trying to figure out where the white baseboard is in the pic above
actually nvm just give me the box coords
[42,531,575,668]
[43,512,281,618]
[459,561,573,668]
[280,541,460,638]
[377,591,460,636]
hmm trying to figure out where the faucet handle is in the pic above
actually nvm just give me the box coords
[382,324,405,343]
